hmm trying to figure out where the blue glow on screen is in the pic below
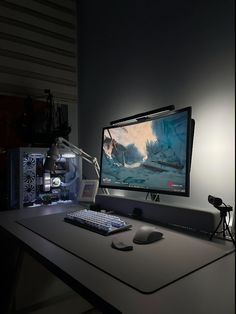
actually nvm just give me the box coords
[99,108,191,196]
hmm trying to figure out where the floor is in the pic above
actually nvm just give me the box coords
[14,293,102,314]
[12,252,103,314]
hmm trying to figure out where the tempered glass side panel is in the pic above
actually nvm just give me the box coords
[7,147,82,209]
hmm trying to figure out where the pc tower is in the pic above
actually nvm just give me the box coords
[7,147,82,209]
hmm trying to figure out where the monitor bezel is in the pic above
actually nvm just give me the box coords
[99,106,193,197]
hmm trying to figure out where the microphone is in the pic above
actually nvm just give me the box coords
[44,144,59,173]
[43,144,59,192]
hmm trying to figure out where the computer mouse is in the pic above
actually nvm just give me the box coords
[133,225,163,244]
[111,238,133,251]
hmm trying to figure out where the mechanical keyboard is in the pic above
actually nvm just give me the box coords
[64,209,132,235]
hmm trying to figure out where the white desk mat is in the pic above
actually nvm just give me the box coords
[17,212,234,294]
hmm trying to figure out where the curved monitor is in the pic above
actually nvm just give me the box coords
[99,107,193,196]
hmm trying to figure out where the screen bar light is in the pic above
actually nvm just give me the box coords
[110,105,175,126]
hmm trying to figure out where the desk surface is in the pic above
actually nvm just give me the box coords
[0,204,235,314]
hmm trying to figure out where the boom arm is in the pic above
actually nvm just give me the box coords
[56,137,100,179]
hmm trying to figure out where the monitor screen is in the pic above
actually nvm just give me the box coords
[99,107,193,196]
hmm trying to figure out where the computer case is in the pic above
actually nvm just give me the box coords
[7,147,82,209]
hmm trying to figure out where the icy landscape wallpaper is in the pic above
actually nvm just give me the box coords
[100,110,190,194]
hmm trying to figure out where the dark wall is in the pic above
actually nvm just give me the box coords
[77,0,235,209]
